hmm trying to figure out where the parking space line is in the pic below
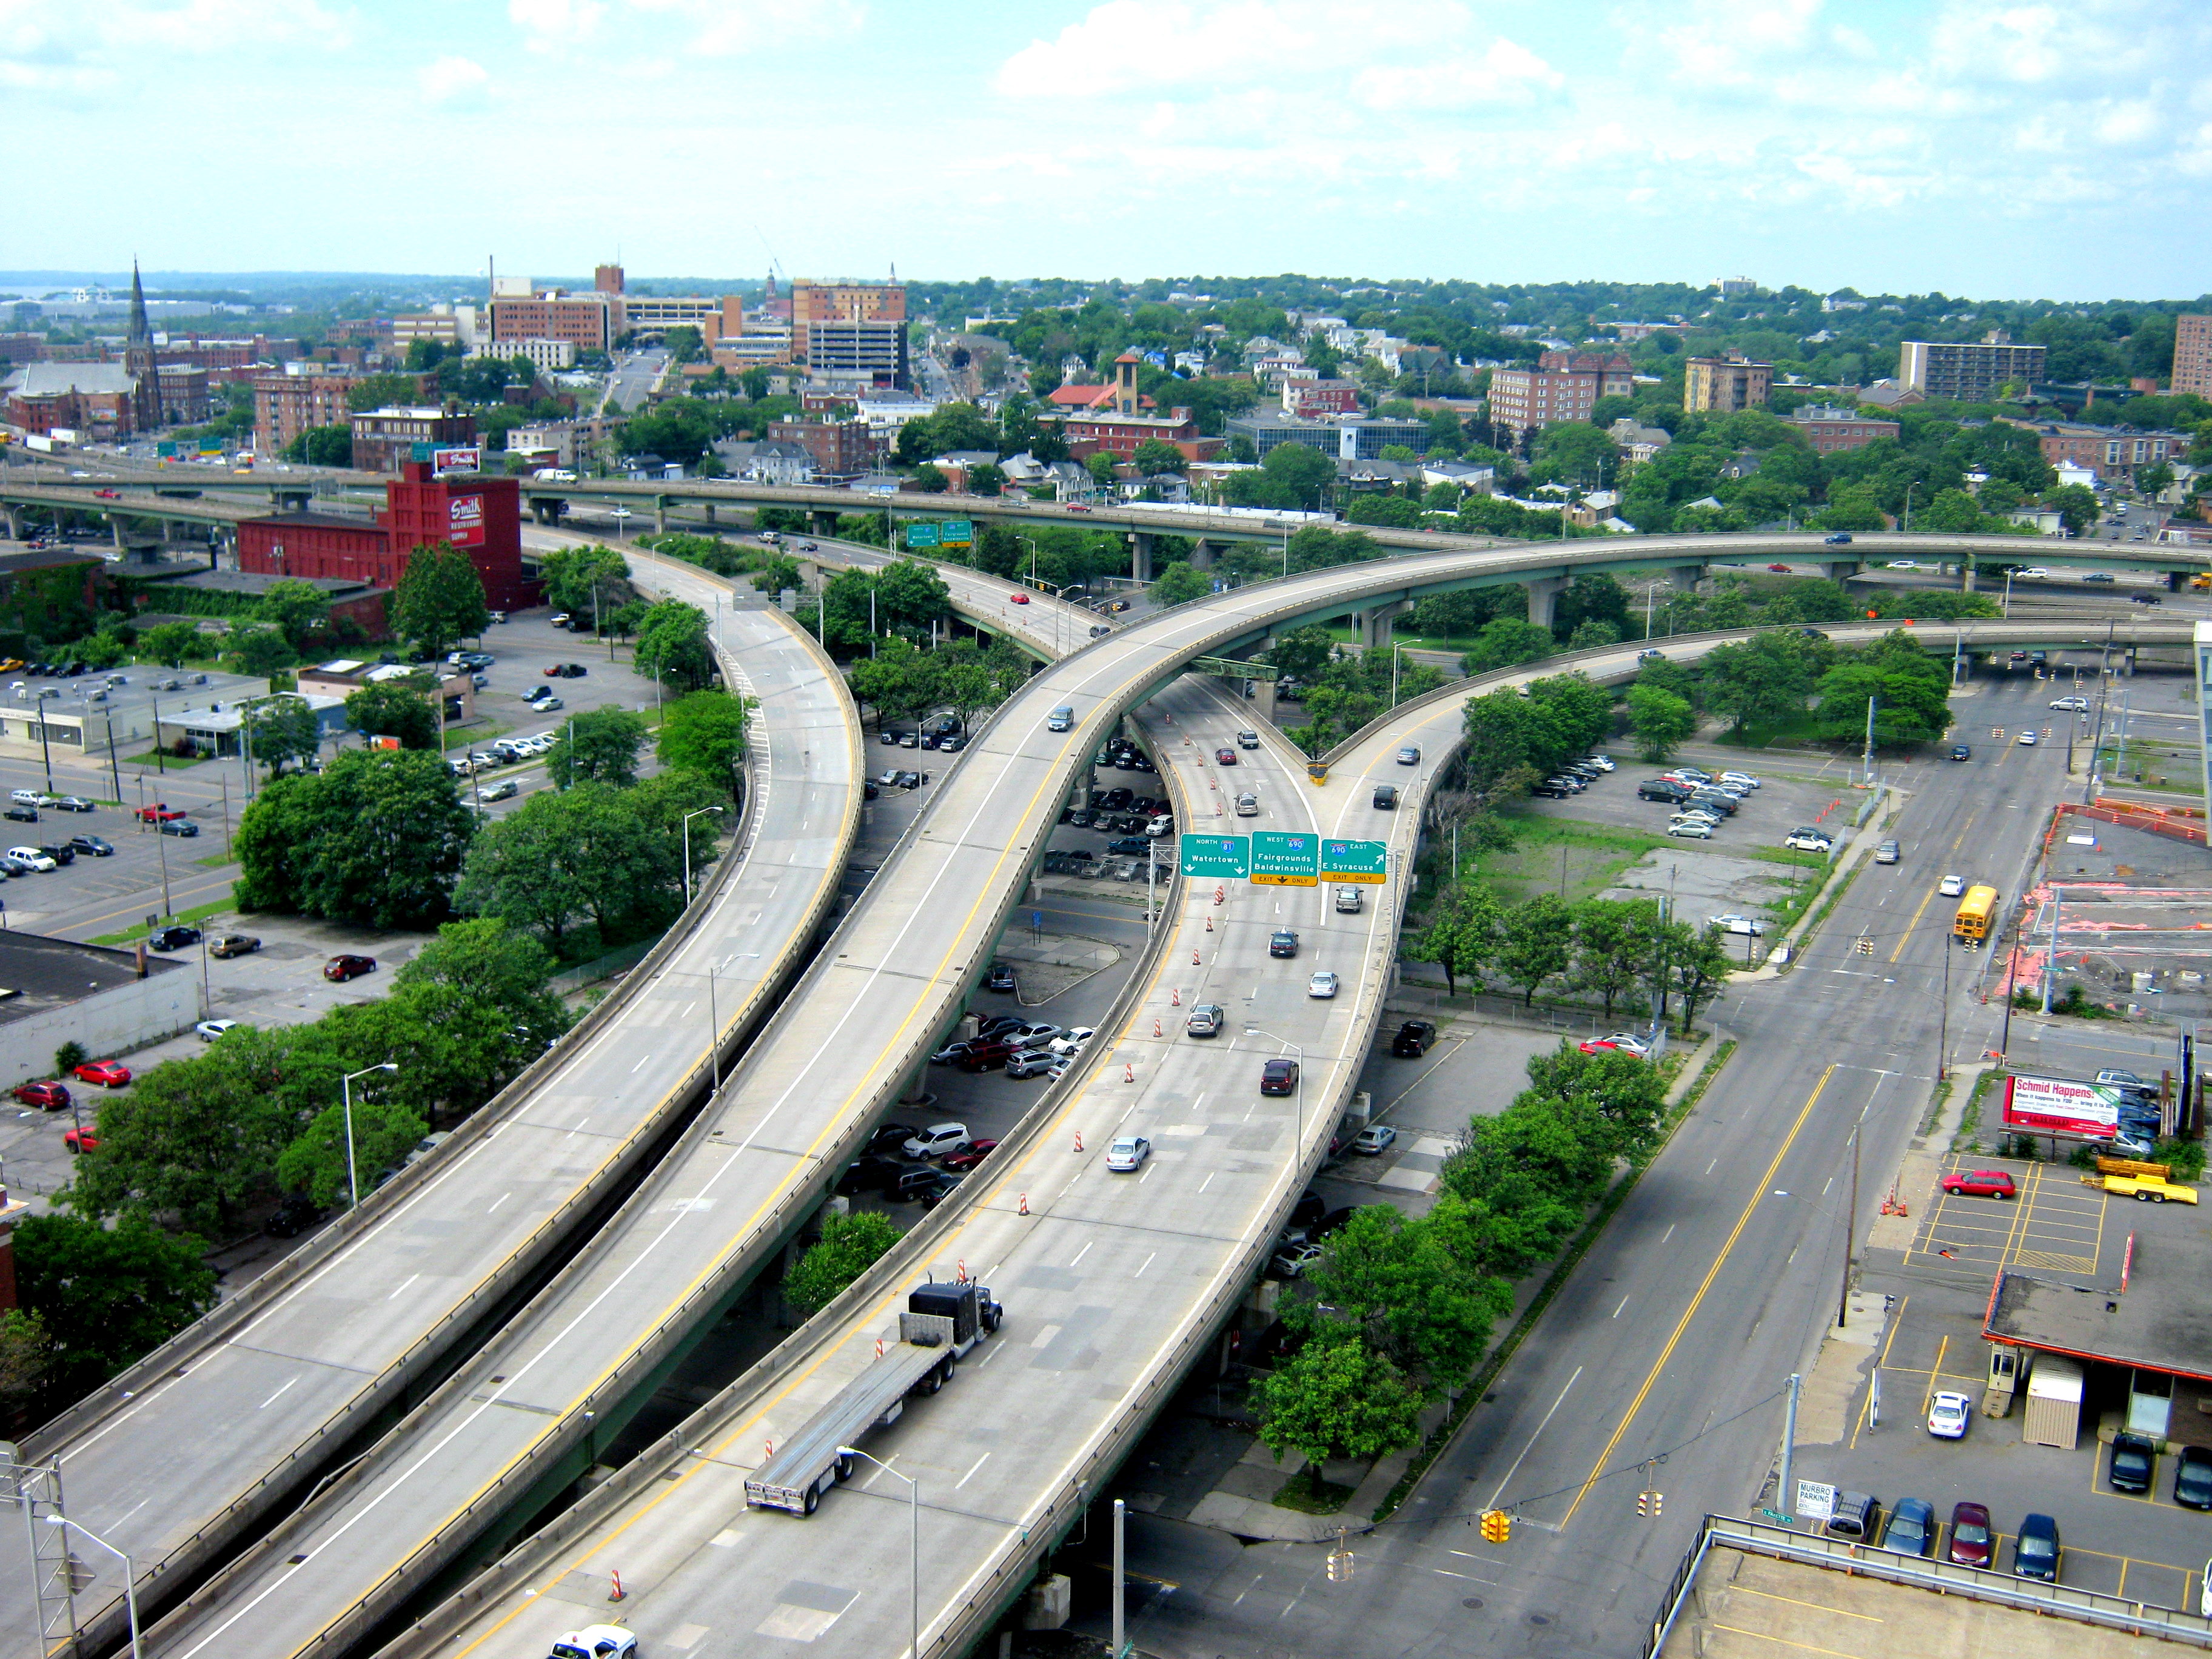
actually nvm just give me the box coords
[1919,1335,1949,1419]
[2088,1445,2163,1505]
[1728,1586,1883,1623]
[1710,1626,1861,1658]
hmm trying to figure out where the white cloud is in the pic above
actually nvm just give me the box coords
[0,0,349,88]
[508,0,860,58]
[509,0,606,52]
[1351,38,1561,111]
[417,55,490,109]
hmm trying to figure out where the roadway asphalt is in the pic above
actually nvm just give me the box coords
[1097,669,2103,1658]
[0,563,859,1658]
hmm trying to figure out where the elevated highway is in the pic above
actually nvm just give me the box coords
[381,612,2197,1659]
[0,555,862,1658]
[122,519,2190,1654]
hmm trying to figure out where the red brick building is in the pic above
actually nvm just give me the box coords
[255,372,364,457]
[2008,420,2183,486]
[1783,404,1900,454]
[2175,315,2212,401]
[1487,350,1634,435]
[236,463,534,609]
[767,415,879,477]
[349,406,478,474]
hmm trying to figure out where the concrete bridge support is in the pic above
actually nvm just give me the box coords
[654,496,669,535]
[1353,599,1413,652]
[1820,560,1860,584]
[1190,538,1220,571]
[1669,564,1704,592]
[273,489,310,512]
[1524,575,1569,631]
[1130,532,1157,583]
[3,505,19,541]
[811,510,839,538]
[2167,571,2187,592]
[1247,677,1278,723]
[110,516,124,548]
[1960,559,1976,592]
[702,503,716,525]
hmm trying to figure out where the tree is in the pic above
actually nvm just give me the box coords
[1700,635,1812,736]
[240,694,321,777]
[1130,438,1187,475]
[1461,616,1554,675]
[1085,451,1121,489]
[223,624,297,678]
[15,1215,216,1406]
[380,917,572,1119]
[633,598,714,690]
[1412,886,1497,997]
[550,706,649,788]
[2042,483,2102,534]
[663,324,704,364]
[538,545,631,613]
[455,781,685,955]
[1572,899,1657,1019]
[276,1089,427,1209]
[751,553,804,594]
[1522,1043,1669,1159]
[1495,893,1575,1005]
[1293,1204,1513,1393]
[233,749,474,928]
[282,424,354,468]
[1922,487,1985,534]
[1625,683,1695,762]
[874,559,954,638]
[1250,1329,1426,1468]
[1222,440,1337,511]
[344,677,441,749]
[391,541,490,659]
[659,690,752,797]
[139,620,202,667]
[967,461,1007,497]
[258,578,332,649]
[1265,625,1335,685]
[1148,561,1212,606]
[1671,925,1737,1028]
[784,1212,902,1317]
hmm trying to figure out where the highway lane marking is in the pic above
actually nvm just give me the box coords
[258,1378,298,1410]
[386,1275,419,1301]
[1563,1065,1835,1526]
[956,1453,991,1490]
[1198,1173,1215,1193]
[1888,882,1940,963]
[1070,1241,1093,1267]
[487,1192,511,1215]
[1480,1366,1582,1515]
[1611,1296,1629,1319]
[1134,1252,1156,1278]
[1660,1224,1674,1243]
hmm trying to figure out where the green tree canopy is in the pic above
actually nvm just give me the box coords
[658,689,752,797]
[784,1212,902,1318]
[343,677,441,749]
[551,705,649,788]
[258,579,332,648]
[233,748,474,928]
[1147,561,1212,606]
[455,780,685,956]
[1250,1329,1426,1468]
[275,1091,426,1209]
[223,624,297,678]
[240,693,321,777]
[538,545,631,614]
[634,598,715,690]
[391,541,490,659]
[1625,683,1695,762]
[16,1215,216,1407]
[139,620,203,667]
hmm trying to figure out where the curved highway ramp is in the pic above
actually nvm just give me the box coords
[0,559,860,1659]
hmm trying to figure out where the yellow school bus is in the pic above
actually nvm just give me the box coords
[1953,884,1999,947]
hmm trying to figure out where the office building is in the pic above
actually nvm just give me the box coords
[489,289,616,354]
[2011,419,2183,486]
[348,406,478,474]
[1684,353,1772,413]
[1784,405,1900,455]
[1486,350,1634,435]
[803,320,910,390]
[767,415,879,477]
[2174,315,2212,400]
[791,281,905,362]
[1898,337,2048,401]
[1224,410,1431,461]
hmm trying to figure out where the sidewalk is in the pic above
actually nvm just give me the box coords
[1732,783,1900,985]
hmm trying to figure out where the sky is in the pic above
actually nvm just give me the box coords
[3,0,2208,300]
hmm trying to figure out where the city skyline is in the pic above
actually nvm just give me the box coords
[2,0,2207,298]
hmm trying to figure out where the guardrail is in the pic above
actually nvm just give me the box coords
[36,566,863,1657]
[1646,1513,2212,1655]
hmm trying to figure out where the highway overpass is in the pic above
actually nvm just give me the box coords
[124,517,2190,1655]
[0,554,862,1659]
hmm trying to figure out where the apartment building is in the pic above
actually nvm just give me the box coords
[2174,314,2212,400]
[348,406,478,474]
[1898,337,2048,401]
[791,281,905,363]
[254,369,364,456]
[1684,353,1772,413]
[1486,350,1634,435]
[1783,404,1900,455]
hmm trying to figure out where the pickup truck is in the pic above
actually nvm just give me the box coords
[2083,1173,2199,1204]
[745,1281,1002,1515]
[135,802,186,823]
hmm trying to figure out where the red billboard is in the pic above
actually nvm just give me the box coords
[447,494,485,548]
[2002,1074,2123,1140]
[432,446,481,478]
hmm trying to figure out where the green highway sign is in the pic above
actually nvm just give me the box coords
[1179,834,1250,879]
[1321,838,1389,883]
[1250,830,1320,887]
[940,518,974,545]
[905,523,941,548]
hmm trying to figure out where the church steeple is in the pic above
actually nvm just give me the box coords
[123,258,158,434]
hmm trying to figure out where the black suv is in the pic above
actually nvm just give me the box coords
[149,924,203,951]
[1638,781,1692,803]
[1391,1021,1436,1057]
[1269,930,1299,958]
[2110,1432,2154,1493]
[1532,779,1573,798]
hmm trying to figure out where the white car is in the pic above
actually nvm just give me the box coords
[1583,755,1617,772]
[1308,970,1339,999]
[195,1019,241,1042]
[1926,1390,1971,1439]
[2018,730,2037,746]
[8,789,50,807]
[1708,914,1764,936]
[902,1122,970,1160]
[1718,770,1760,790]
[1785,832,1834,853]
[4,846,54,871]
[1105,1135,1151,1172]
[2018,567,2050,578]
[1886,559,1920,569]
[1048,1025,1096,1056]
[550,1628,637,1659]
[2049,695,2088,712]
[1939,874,1965,897]
[1667,820,1714,839]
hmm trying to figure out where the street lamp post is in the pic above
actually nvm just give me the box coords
[837,1447,919,1659]
[342,1062,400,1210]
[43,1514,141,1658]
[682,805,726,900]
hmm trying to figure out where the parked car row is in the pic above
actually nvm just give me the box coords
[1635,765,1762,840]
[1824,1489,2060,1580]
[880,714,967,752]
[1530,752,1618,802]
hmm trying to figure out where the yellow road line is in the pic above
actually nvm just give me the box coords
[1919,1334,1948,1418]
[1728,1586,1883,1623]
[1946,810,1979,854]
[1889,882,1940,963]
[1564,1065,1835,1524]
[1711,1626,1864,1658]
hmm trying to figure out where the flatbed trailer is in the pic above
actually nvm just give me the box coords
[745,1280,1002,1515]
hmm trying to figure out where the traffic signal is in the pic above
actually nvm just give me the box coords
[1637,1490,1664,1518]
[1327,1527,1355,1581]
[1479,1509,1512,1544]
[1855,936,1874,956]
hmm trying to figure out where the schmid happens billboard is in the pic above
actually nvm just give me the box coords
[2002,1074,2123,1140]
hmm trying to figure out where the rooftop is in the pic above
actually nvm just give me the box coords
[0,931,186,1031]
[1988,1217,2212,1384]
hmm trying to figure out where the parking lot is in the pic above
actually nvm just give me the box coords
[1807,1154,2212,1610]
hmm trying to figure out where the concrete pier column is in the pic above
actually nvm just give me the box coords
[702,503,716,525]
[1249,678,1278,722]
[1130,532,1156,583]
[110,517,124,548]
[653,496,669,535]
[1668,564,1704,591]
[1524,575,1569,631]
[1820,560,1860,584]
[1355,599,1412,652]
[1189,538,1218,571]
[812,510,840,537]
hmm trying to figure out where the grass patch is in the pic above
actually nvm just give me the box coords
[90,897,231,945]
[1272,1467,1357,1514]
[1918,1073,1955,1138]
[1953,1071,1998,1151]
[1476,810,1825,911]
[124,749,211,768]
[1372,1039,1738,1523]
[191,850,234,868]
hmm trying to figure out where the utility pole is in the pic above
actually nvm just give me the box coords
[1771,1372,1802,1526]
[1860,694,1878,788]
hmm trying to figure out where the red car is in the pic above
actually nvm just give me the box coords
[1260,1058,1299,1096]
[135,803,186,823]
[12,1081,70,1111]
[1766,563,1791,574]
[1009,592,1030,604]
[1215,748,1237,765]
[64,1126,98,1154]
[942,1138,1000,1173]
[324,954,377,982]
[1941,1168,2016,1199]
[1064,503,1091,513]
[1946,1501,1992,1567]
[94,488,121,500]
[73,1061,131,1088]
